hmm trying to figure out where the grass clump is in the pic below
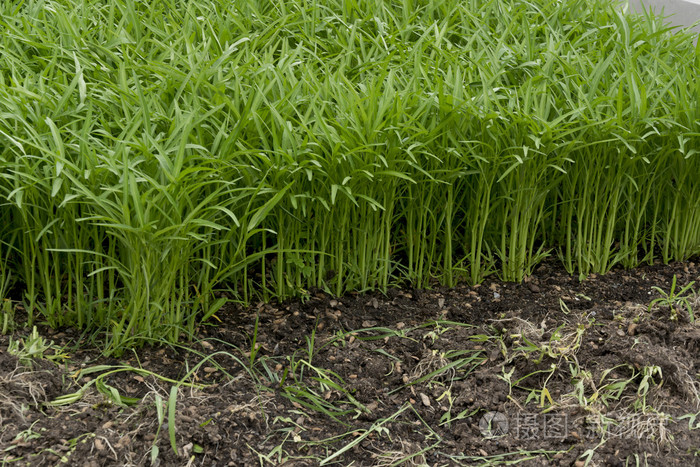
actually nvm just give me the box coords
[0,0,698,353]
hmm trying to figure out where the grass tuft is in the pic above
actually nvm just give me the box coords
[0,0,698,352]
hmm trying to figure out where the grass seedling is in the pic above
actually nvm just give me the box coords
[649,275,696,322]
[167,386,179,456]
[446,448,571,464]
[150,393,166,465]
[1,299,13,335]
[7,327,60,368]
[634,365,663,413]
[278,345,366,425]
[0,248,12,334]
[49,363,205,407]
[248,314,261,368]
[406,349,486,388]
[579,439,607,467]
[318,403,411,466]
[678,412,700,433]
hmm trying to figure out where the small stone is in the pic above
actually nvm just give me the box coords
[628,323,638,336]
[528,284,541,293]
[420,393,431,407]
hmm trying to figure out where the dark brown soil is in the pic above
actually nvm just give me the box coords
[1,259,699,466]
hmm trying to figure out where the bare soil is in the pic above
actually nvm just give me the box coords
[1,259,699,466]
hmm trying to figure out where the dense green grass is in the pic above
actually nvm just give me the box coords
[0,0,698,353]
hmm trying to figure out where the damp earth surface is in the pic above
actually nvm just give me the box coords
[1,259,699,466]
